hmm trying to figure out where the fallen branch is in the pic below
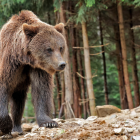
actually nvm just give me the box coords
[59,103,65,119]
[79,98,89,105]
[90,43,109,48]
[67,101,75,118]
[73,43,109,49]
[90,51,104,55]
[76,70,97,80]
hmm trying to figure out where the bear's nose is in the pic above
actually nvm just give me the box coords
[58,62,66,70]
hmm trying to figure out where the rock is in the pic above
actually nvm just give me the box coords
[138,126,140,132]
[137,117,140,122]
[124,119,135,127]
[53,118,65,123]
[31,127,38,132]
[65,118,79,121]
[120,135,128,140]
[24,133,37,137]
[86,116,97,121]
[40,131,46,135]
[122,128,127,134]
[111,124,120,128]
[22,123,32,132]
[133,129,139,135]
[105,118,117,125]
[114,128,124,134]
[11,132,19,138]
[125,127,136,133]
[109,114,117,119]
[135,106,140,113]
[96,105,121,117]
[121,109,131,115]
[50,132,55,137]
[130,110,138,118]
[132,136,140,140]
[76,120,86,126]
[38,127,46,131]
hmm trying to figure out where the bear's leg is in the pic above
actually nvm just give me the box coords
[10,89,27,133]
[0,88,13,134]
[30,69,58,128]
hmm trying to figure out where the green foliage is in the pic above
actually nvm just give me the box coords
[0,0,53,28]
[23,88,35,122]
[76,2,87,23]
[84,0,95,7]
[133,0,140,7]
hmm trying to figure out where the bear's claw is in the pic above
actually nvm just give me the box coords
[41,121,58,128]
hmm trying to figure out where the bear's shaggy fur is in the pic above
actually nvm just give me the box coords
[0,10,66,134]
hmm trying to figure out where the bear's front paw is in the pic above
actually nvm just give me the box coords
[40,121,58,128]
[0,115,13,134]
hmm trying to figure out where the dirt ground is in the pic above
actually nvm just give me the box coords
[1,106,140,140]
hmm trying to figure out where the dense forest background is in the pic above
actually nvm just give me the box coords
[0,0,140,121]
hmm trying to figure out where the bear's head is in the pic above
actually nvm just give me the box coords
[22,23,66,74]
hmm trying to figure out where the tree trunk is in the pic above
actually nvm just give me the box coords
[82,21,96,116]
[78,50,87,118]
[70,26,80,118]
[117,1,133,109]
[99,11,109,105]
[76,29,87,118]
[60,2,73,118]
[113,3,128,109]
[69,1,81,117]
[129,8,140,107]
[113,24,128,109]
[48,12,51,24]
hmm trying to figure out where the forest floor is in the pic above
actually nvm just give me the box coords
[1,106,140,140]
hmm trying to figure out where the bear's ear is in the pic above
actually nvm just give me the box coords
[22,23,39,38]
[54,23,64,33]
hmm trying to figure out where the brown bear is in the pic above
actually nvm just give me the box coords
[0,10,66,134]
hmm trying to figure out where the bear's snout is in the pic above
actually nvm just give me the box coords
[58,61,66,70]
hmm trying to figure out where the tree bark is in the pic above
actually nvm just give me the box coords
[99,11,109,105]
[76,30,87,118]
[129,8,140,107]
[77,50,87,118]
[112,3,128,109]
[117,1,133,109]
[48,12,51,24]
[60,2,73,118]
[82,21,96,116]
[113,24,128,109]
[70,27,81,118]
[69,1,81,118]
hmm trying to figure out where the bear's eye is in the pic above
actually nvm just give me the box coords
[47,48,53,53]
[60,47,63,52]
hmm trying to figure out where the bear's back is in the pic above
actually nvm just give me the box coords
[0,11,41,57]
